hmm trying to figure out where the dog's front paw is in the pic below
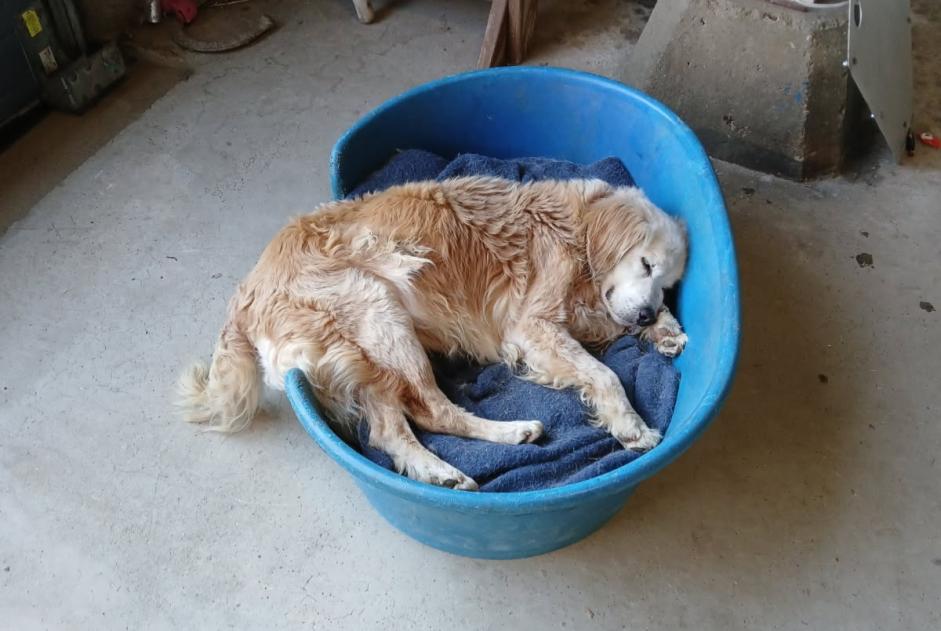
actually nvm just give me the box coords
[654,329,687,358]
[613,422,662,453]
[642,320,688,358]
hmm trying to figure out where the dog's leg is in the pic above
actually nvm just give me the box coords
[362,387,478,490]
[640,306,688,358]
[259,296,480,488]
[352,276,543,445]
[507,318,661,452]
[407,388,543,445]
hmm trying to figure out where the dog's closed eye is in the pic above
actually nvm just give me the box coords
[605,286,614,302]
[641,257,653,276]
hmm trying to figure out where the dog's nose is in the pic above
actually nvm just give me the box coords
[636,307,656,326]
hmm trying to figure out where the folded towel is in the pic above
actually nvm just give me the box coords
[349,149,635,197]
[350,150,677,491]
[349,149,449,197]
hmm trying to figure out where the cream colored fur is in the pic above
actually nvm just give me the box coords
[178,176,687,490]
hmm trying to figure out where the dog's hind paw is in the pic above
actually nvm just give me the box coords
[406,458,479,491]
[491,419,544,445]
[440,475,478,491]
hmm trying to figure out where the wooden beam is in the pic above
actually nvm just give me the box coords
[478,0,509,68]
[507,0,538,65]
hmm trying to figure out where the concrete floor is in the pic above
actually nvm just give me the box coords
[1,1,939,629]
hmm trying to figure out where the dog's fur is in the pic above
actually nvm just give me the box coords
[178,177,687,490]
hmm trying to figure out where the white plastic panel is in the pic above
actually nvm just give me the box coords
[847,0,913,162]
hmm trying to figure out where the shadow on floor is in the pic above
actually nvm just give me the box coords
[559,191,868,575]
[0,61,188,235]
[527,0,653,60]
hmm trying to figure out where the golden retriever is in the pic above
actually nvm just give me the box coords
[178,176,687,490]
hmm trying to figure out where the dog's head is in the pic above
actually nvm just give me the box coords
[584,184,687,334]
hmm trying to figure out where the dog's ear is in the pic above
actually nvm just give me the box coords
[584,195,647,281]
[674,216,688,241]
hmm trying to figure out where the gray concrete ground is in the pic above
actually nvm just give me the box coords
[1,1,939,629]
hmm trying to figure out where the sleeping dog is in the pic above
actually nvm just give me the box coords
[178,177,688,490]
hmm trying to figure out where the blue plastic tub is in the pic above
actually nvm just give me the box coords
[285,67,739,559]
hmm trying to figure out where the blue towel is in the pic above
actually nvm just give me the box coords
[349,150,450,197]
[350,150,677,492]
[349,150,635,197]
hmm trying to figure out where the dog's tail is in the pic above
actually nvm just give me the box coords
[177,321,260,433]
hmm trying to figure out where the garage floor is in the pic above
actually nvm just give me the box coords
[1,1,939,629]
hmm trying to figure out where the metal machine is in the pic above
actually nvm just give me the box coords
[1,0,125,128]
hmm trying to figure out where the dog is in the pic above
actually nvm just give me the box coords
[178,176,688,490]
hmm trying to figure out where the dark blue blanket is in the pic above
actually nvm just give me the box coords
[349,150,635,197]
[351,150,677,492]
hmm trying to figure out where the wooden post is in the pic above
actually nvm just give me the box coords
[507,0,538,65]
[478,0,538,69]
[478,0,509,68]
